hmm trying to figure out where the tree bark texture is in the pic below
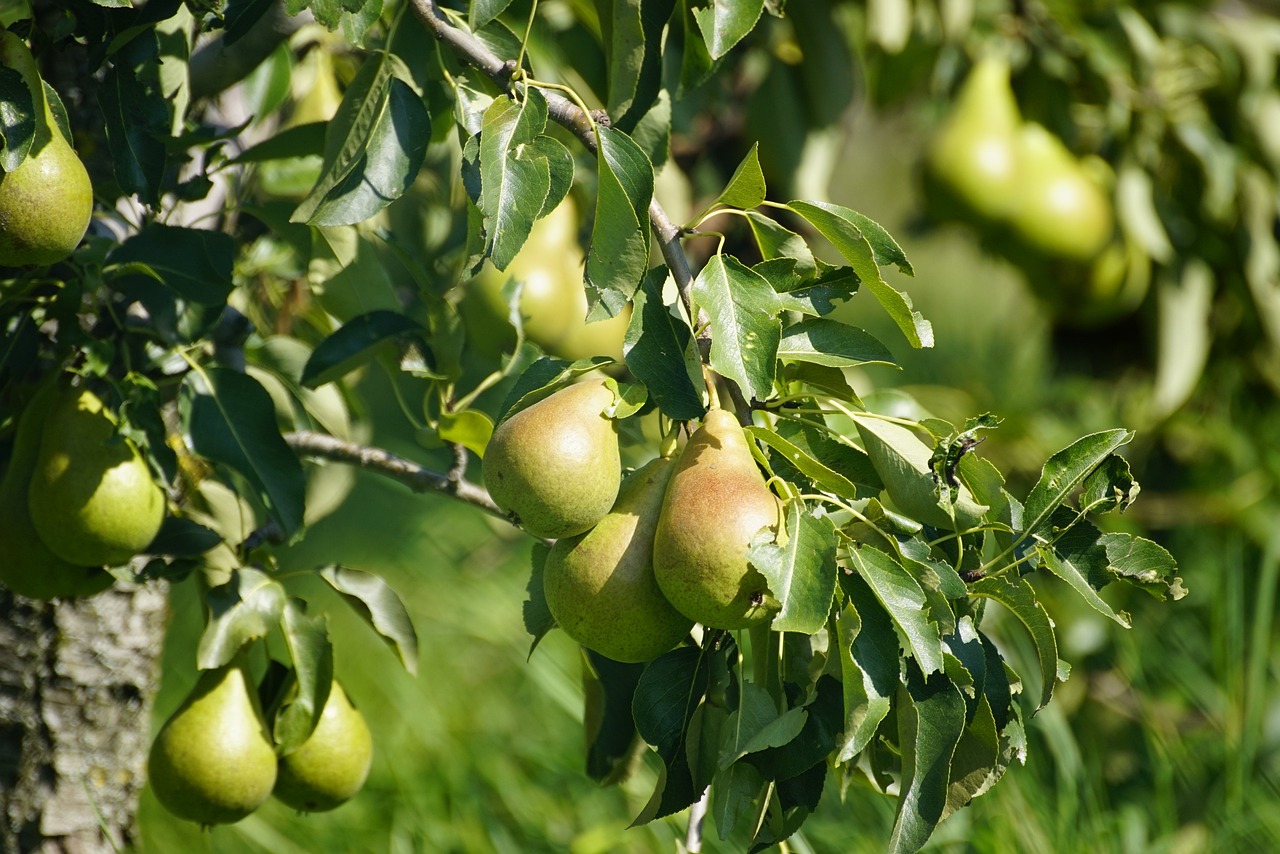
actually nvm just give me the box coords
[0,584,167,854]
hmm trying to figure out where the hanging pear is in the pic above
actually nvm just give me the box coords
[925,55,1021,222]
[148,661,278,825]
[1008,123,1114,262]
[652,409,782,630]
[26,386,166,567]
[0,384,112,599]
[0,32,93,267]
[273,681,373,812]
[482,379,621,539]
[544,456,692,663]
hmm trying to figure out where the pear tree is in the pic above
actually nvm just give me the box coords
[6,0,1255,851]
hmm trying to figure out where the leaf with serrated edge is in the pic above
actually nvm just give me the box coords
[197,567,287,669]
[833,584,897,761]
[275,598,335,755]
[1099,533,1186,600]
[587,126,654,317]
[778,318,897,368]
[319,565,419,675]
[693,0,765,59]
[887,666,965,854]
[970,575,1060,710]
[715,142,767,209]
[846,546,944,674]
[747,502,837,634]
[479,91,552,270]
[719,682,807,769]
[623,266,706,420]
[1021,430,1133,539]
[1039,515,1131,627]
[692,254,781,401]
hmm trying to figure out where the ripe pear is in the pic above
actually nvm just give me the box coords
[27,386,166,567]
[273,681,373,812]
[0,32,93,267]
[1008,123,1114,262]
[148,661,278,825]
[652,409,782,629]
[482,379,621,539]
[925,56,1021,222]
[0,384,112,599]
[544,456,693,663]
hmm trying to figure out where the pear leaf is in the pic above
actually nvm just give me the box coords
[318,565,419,675]
[197,566,288,669]
[586,125,654,318]
[692,253,781,401]
[274,598,335,755]
[747,501,837,635]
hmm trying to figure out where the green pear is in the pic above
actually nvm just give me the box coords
[652,409,782,630]
[27,386,166,567]
[273,681,373,812]
[925,56,1021,222]
[544,456,693,663]
[1008,123,1114,262]
[482,379,621,539]
[0,32,93,267]
[148,661,278,825]
[0,384,112,599]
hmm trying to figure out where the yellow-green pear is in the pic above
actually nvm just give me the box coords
[0,384,112,599]
[148,661,278,825]
[0,32,93,267]
[273,681,373,812]
[925,56,1021,222]
[1008,123,1114,262]
[652,409,782,630]
[482,379,621,539]
[27,386,166,567]
[544,456,692,663]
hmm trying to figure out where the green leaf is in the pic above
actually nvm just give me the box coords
[624,266,707,420]
[110,225,235,306]
[692,254,781,401]
[438,409,494,459]
[1038,513,1132,628]
[197,567,288,669]
[746,675,843,780]
[233,121,327,163]
[944,695,1004,818]
[0,64,36,172]
[746,426,861,500]
[745,210,816,270]
[846,546,944,674]
[274,598,335,755]
[478,90,552,269]
[301,310,426,388]
[715,142,767,209]
[710,760,766,841]
[834,585,897,761]
[99,36,170,205]
[524,543,556,655]
[586,125,654,317]
[292,52,430,226]
[1079,454,1140,514]
[888,665,966,854]
[785,200,931,349]
[970,575,1060,710]
[1099,533,1186,601]
[693,0,765,60]
[469,0,514,29]
[186,368,306,537]
[146,516,223,557]
[720,682,807,768]
[318,565,419,675]
[747,503,837,635]
[631,646,710,823]
[596,0,646,118]
[583,650,645,785]
[1022,430,1133,538]
[778,318,896,368]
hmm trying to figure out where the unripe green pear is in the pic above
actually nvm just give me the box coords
[273,681,373,812]
[1007,123,1114,262]
[0,384,112,599]
[652,409,782,629]
[27,386,165,567]
[0,32,93,267]
[482,379,621,539]
[544,456,693,663]
[925,56,1021,222]
[148,661,278,825]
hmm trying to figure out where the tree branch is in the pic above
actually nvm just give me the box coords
[284,430,504,518]
[407,0,696,312]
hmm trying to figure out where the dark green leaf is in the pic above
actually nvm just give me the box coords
[888,665,966,854]
[232,121,327,163]
[99,36,170,205]
[1022,430,1133,538]
[746,425,861,500]
[970,575,1061,710]
[715,142,767,209]
[301,310,426,388]
[524,542,556,655]
[747,675,843,780]
[186,368,306,536]
[1079,453,1140,514]
[1099,533,1186,601]
[274,598,335,755]
[719,682,808,769]
[624,266,707,420]
[478,90,552,269]
[469,0,514,29]
[746,502,837,634]
[586,126,654,316]
[110,225,235,305]
[778,318,896,368]
[693,0,765,59]
[834,583,897,761]
[1039,513,1132,627]
[631,646,710,823]
[846,546,944,674]
[692,254,781,401]
[0,64,36,172]
[944,695,1002,819]
[197,566,288,669]
[318,564,419,675]
[745,210,815,270]
[710,760,766,841]
[583,650,645,785]
[145,516,223,557]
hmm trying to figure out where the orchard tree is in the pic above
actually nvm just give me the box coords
[0,0,1227,851]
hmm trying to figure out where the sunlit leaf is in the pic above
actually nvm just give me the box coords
[274,598,335,755]
[318,564,419,675]
[888,665,965,854]
[969,575,1060,710]
[692,253,781,401]
[846,545,944,674]
[197,566,288,669]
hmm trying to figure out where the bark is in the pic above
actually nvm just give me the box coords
[0,584,168,854]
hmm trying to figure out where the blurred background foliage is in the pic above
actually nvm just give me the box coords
[142,0,1278,850]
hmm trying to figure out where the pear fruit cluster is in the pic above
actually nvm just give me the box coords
[0,382,163,599]
[0,32,93,267]
[149,666,374,824]
[484,387,783,661]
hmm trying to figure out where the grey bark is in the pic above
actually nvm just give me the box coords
[0,585,168,854]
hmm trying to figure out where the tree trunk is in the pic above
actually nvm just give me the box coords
[0,584,167,854]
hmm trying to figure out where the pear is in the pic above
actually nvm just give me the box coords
[482,379,621,539]
[273,681,373,812]
[148,661,278,825]
[0,32,93,267]
[652,409,782,630]
[1008,123,1114,262]
[27,386,166,567]
[0,384,112,599]
[544,457,693,663]
[925,56,1021,222]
